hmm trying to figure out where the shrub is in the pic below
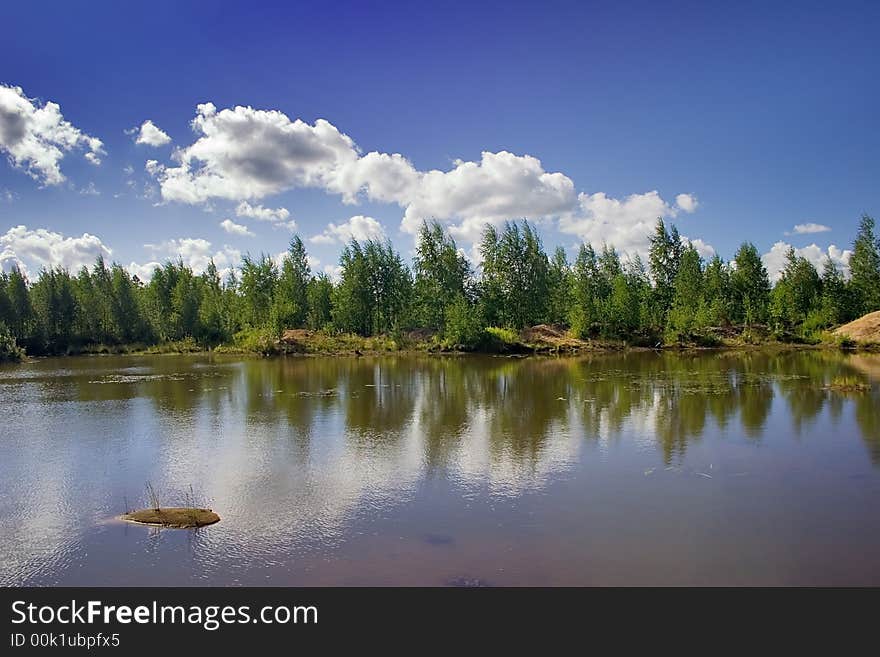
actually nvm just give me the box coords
[0,323,24,362]
[836,334,858,351]
[231,327,280,355]
[443,296,484,349]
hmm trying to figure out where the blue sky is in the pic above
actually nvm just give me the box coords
[1,0,878,281]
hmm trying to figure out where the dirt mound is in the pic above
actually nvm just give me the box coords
[406,327,437,341]
[281,329,314,344]
[521,324,589,351]
[521,324,566,343]
[122,507,220,528]
[833,311,880,342]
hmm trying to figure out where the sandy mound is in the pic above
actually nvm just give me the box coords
[521,324,588,350]
[122,507,220,528]
[833,311,880,342]
[281,329,314,343]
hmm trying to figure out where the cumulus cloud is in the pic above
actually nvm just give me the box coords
[399,151,576,243]
[558,190,708,258]
[132,119,171,147]
[142,237,240,279]
[0,84,105,185]
[235,201,290,222]
[688,238,715,259]
[126,260,162,282]
[219,218,254,237]
[0,225,112,276]
[145,103,578,244]
[78,181,100,196]
[309,215,386,245]
[788,222,831,235]
[675,193,699,213]
[762,240,852,282]
[150,103,359,204]
[145,101,713,254]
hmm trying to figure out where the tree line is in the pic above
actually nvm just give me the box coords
[1,214,879,357]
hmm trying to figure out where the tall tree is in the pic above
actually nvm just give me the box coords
[667,244,706,337]
[239,254,278,329]
[5,267,33,342]
[703,254,731,325]
[480,221,549,328]
[272,235,311,332]
[306,273,333,330]
[569,243,600,337]
[412,221,470,330]
[819,257,848,325]
[332,241,373,336]
[546,247,572,325]
[849,214,880,315]
[648,218,683,326]
[731,242,770,325]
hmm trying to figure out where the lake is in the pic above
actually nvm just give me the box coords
[1,350,879,586]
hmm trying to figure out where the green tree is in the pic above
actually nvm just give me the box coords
[546,247,573,325]
[703,254,731,325]
[667,244,706,338]
[731,242,770,325]
[5,267,33,342]
[569,243,600,337]
[412,221,470,331]
[364,240,411,334]
[480,221,549,328]
[272,236,311,332]
[239,254,278,329]
[110,264,147,342]
[648,218,683,326]
[332,241,373,335]
[819,257,848,325]
[769,247,820,331]
[443,294,484,348]
[306,273,333,330]
[848,214,880,315]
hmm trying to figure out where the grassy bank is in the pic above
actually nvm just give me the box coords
[5,324,879,361]
[200,324,880,356]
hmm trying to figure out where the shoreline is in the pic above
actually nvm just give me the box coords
[6,335,877,362]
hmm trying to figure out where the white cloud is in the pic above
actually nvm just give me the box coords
[126,260,162,282]
[123,164,134,176]
[145,103,577,245]
[0,225,112,276]
[151,103,359,203]
[762,240,852,282]
[399,151,576,243]
[687,237,715,259]
[142,237,241,279]
[675,193,699,213]
[558,190,707,258]
[322,264,343,282]
[145,101,716,254]
[0,84,105,185]
[132,119,171,147]
[330,150,422,205]
[309,215,386,244]
[235,201,291,222]
[78,181,100,196]
[219,218,254,237]
[788,222,831,235]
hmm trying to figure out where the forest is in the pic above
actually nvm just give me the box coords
[1,214,879,360]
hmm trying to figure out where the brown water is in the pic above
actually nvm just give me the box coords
[1,350,879,586]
